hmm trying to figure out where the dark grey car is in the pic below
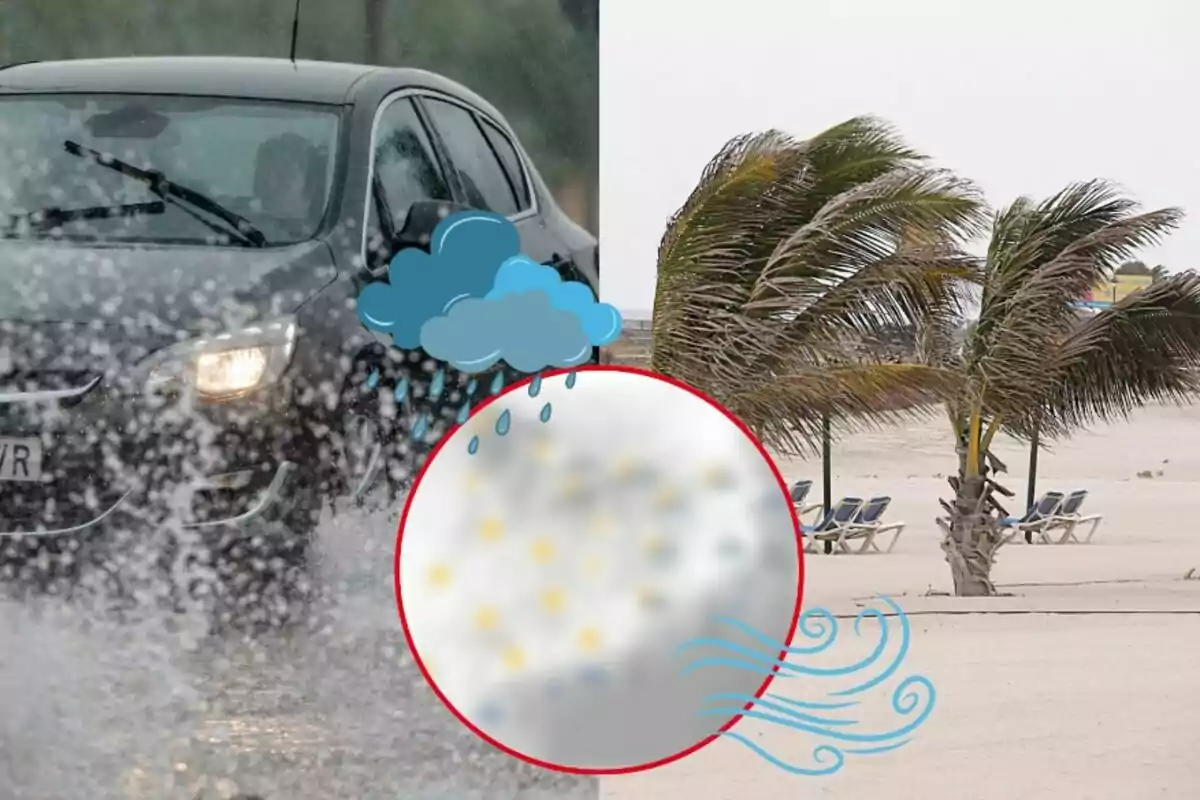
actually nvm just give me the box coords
[0,57,598,600]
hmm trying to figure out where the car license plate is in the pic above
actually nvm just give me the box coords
[0,437,42,482]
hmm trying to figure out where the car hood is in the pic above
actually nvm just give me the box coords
[0,238,336,332]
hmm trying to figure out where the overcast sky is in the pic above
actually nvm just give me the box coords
[599,0,1198,318]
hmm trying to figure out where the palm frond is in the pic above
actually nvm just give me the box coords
[650,117,986,453]
[728,362,964,457]
[1016,271,1200,438]
[969,180,1184,418]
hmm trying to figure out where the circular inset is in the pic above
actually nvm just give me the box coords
[395,366,804,774]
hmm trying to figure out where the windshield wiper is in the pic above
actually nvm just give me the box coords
[63,140,267,247]
[1,201,166,234]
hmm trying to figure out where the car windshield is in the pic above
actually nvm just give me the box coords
[0,93,340,246]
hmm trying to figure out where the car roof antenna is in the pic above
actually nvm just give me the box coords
[288,0,302,63]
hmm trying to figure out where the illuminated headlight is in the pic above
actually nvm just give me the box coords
[196,347,269,395]
[144,317,297,401]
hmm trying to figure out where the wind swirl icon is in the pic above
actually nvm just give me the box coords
[677,596,936,776]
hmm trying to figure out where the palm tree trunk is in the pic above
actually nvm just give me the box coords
[939,412,1001,596]
[942,475,998,596]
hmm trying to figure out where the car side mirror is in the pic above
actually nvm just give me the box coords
[391,199,472,253]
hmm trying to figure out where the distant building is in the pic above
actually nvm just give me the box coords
[1078,274,1153,310]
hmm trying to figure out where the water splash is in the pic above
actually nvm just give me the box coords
[467,435,480,455]
[456,401,471,425]
[411,413,429,441]
[490,372,505,395]
[566,370,578,389]
[677,597,935,777]
[394,378,409,403]
[366,368,381,390]
[529,373,543,397]
[495,409,512,436]
[429,368,446,402]
[539,402,553,423]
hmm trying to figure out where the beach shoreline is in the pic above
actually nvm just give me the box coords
[602,401,1200,800]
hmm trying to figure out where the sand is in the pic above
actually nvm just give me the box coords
[601,402,1200,800]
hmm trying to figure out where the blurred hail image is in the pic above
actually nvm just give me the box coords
[398,369,800,771]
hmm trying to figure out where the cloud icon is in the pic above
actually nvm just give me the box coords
[487,256,622,345]
[355,210,520,348]
[420,293,593,374]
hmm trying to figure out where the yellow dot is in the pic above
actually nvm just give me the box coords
[642,534,669,555]
[428,563,452,588]
[540,587,566,614]
[530,537,556,564]
[585,556,604,577]
[655,486,682,509]
[589,513,615,535]
[502,645,525,670]
[463,471,482,493]
[636,586,659,607]
[704,464,733,487]
[614,457,638,479]
[532,437,554,461]
[577,626,602,652]
[560,475,585,499]
[473,606,499,632]
[478,517,505,542]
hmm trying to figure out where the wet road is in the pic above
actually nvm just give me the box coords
[0,506,598,800]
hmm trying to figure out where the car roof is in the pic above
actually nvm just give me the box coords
[0,57,471,105]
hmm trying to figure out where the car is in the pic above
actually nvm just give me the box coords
[0,56,599,604]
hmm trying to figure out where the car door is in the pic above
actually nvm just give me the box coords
[361,93,456,272]
[416,95,582,282]
[354,92,500,455]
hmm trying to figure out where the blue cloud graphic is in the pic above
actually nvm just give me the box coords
[420,293,593,374]
[355,210,520,348]
[487,256,622,346]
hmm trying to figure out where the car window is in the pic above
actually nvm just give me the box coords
[0,94,340,246]
[479,119,531,211]
[365,96,452,266]
[421,98,520,216]
[373,97,451,225]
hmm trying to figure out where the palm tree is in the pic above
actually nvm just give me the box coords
[650,117,987,455]
[933,181,1200,596]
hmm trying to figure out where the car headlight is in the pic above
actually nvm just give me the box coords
[144,317,297,401]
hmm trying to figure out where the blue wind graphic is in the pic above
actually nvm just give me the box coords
[677,596,935,776]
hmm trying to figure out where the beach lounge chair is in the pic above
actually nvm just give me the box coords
[803,497,864,554]
[999,491,1064,544]
[789,479,823,521]
[844,495,907,553]
[1041,489,1103,544]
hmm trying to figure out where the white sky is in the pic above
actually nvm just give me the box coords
[599,0,1198,318]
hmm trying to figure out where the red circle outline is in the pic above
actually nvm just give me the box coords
[393,364,806,775]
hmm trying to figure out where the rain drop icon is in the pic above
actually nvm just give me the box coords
[429,368,446,401]
[495,409,512,436]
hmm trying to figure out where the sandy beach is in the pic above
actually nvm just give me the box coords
[602,402,1200,799]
